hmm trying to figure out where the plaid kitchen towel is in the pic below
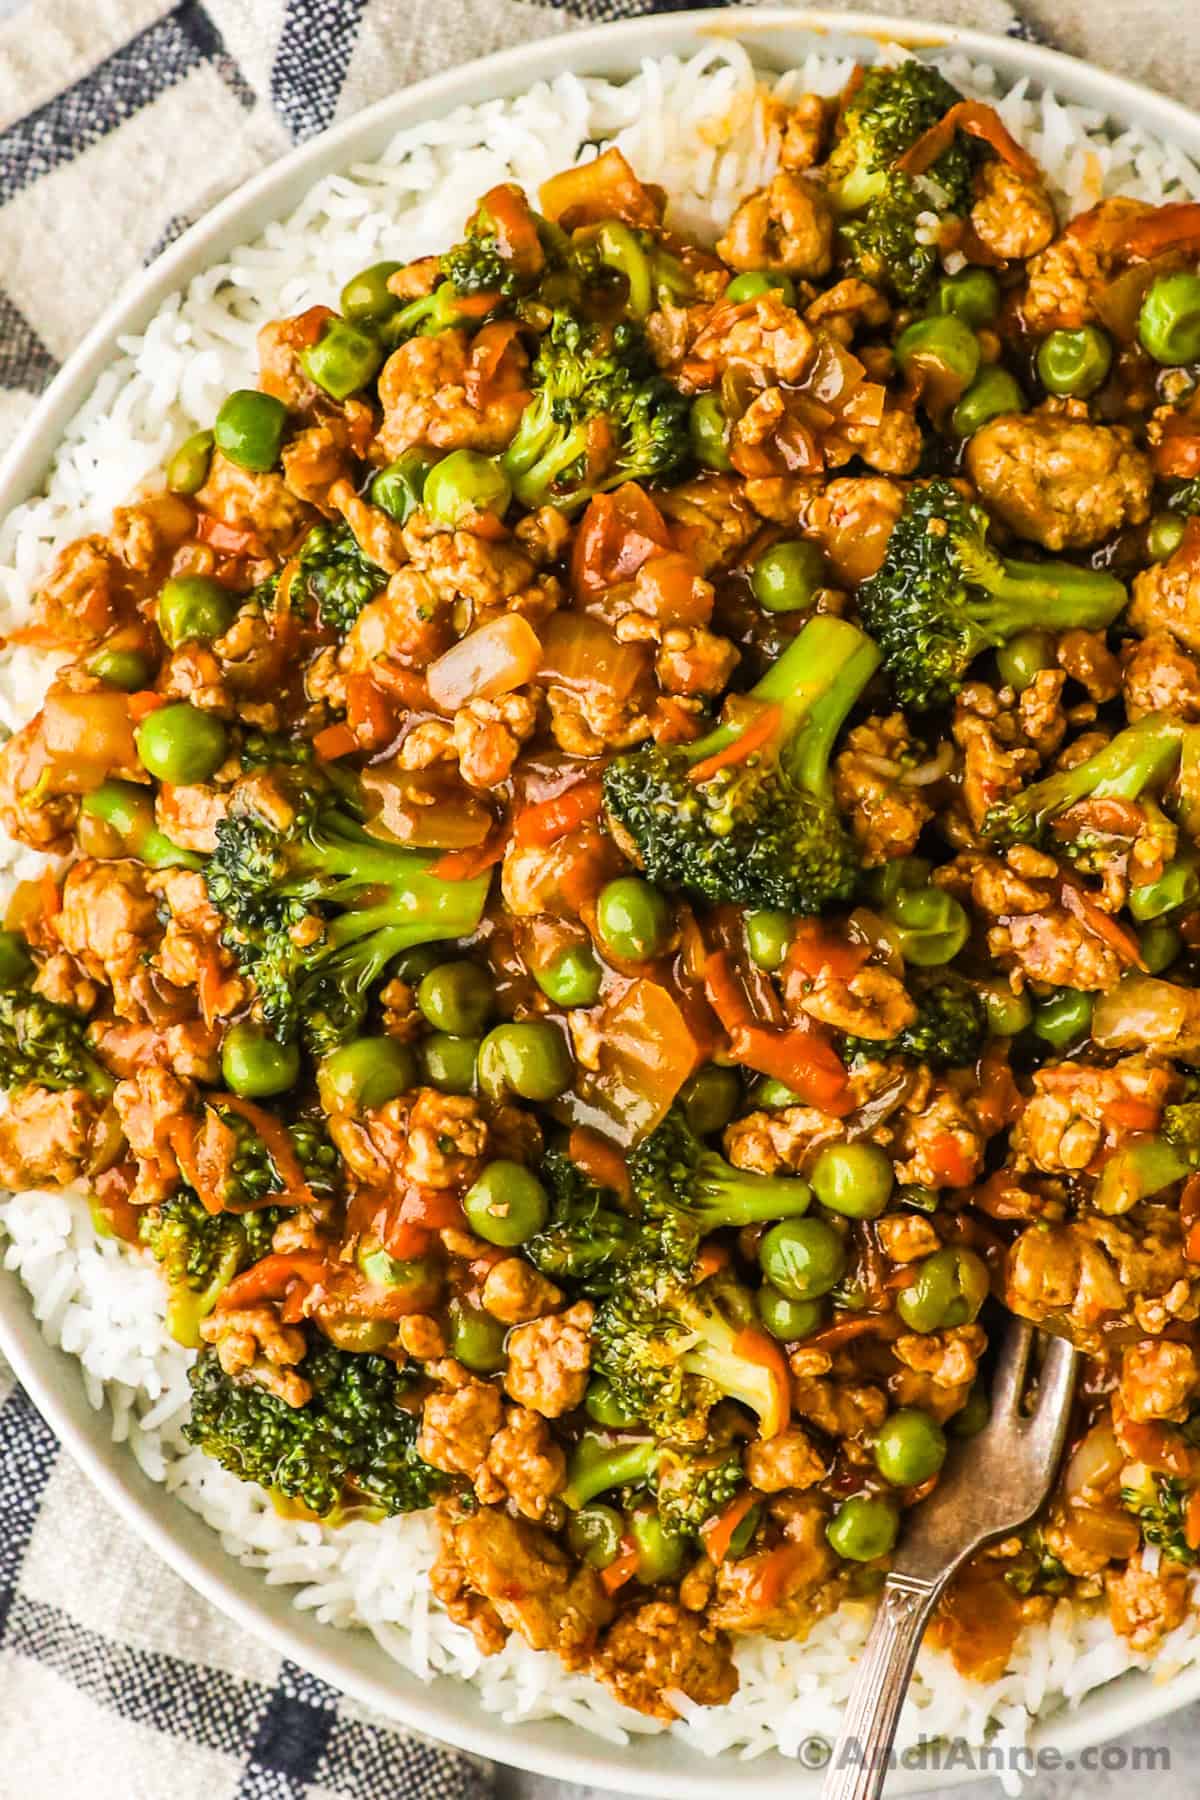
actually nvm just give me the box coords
[0,0,1187,1794]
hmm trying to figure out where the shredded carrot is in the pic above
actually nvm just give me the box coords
[380,1221,435,1260]
[1060,882,1146,969]
[513,779,604,847]
[345,671,397,751]
[748,1542,810,1611]
[1123,201,1200,261]
[703,951,851,1115]
[1120,1418,1192,1476]
[694,1241,731,1281]
[39,866,61,920]
[1186,1219,1200,1265]
[701,1489,758,1566]
[805,1313,893,1353]
[217,1250,330,1311]
[785,920,870,984]
[897,100,1039,182]
[730,1326,791,1438]
[195,514,264,557]
[430,826,509,882]
[127,690,166,722]
[926,1132,974,1189]
[1186,1490,1200,1552]
[687,704,782,786]
[1105,1098,1163,1133]
[219,1094,316,1208]
[601,1542,640,1595]
[196,948,227,1029]
[567,1126,631,1200]
[397,1186,467,1231]
[313,722,359,761]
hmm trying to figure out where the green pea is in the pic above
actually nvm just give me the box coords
[447,1298,508,1373]
[356,1243,442,1300]
[1148,511,1187,562]
[886,885,970,967]
[301,319,385,400]
[896,1246,990,1334]
[213,389,288,473]
[1139,920,1182,975]
[585,1376,642,1429]
[534,943,603,1008]
[811,1141,894,1220]
[1129,858,1200,922]
[827,1494,899,1563]
[418,1032,481,1095]
[750,540,827,613]
[689,393,733,471]
[221,1021,300,1098]
[936,268,1000,328]
[422,451,511,527]
[1037,325,1113,397]
[951,366,1025,438]
[752,1077,805,1110]
[166,429,215,496]
[725,270,797,306]
[595,876,673,962]
[567,1504,624,1569]
[756,1283,825,1341]
[950,1382,991,1438]
[321,1315,398,1354]
[157,575,236,650]
[679,1064,741,1137]
[995,628,1054,693]
[1032,988,1094,1049]
[317,1037,415,1114]
[135,703,227,785]
[1139,272,1200,367]
[87,646,152,691]
[629,1506,688,1584]
[463,1160,550,1246]
[872,857,933,908]
[979,980,1033,1038]
[873,1408,947,1487]
[392,945,445,984]
[477,1021,573,1102]
[80,780,203,871]
[760,1216,846,1301]
[895,315,981,389]
[0,930,33,990]
[371,451,434,525]
[416,960,495,1036]
[744,908,793,972]
[340,260,404,326]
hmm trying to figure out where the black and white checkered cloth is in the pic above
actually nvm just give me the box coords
[0,0,1059,1792]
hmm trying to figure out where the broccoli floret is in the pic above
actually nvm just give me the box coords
[385,280,489,342]
[1167,478,1200,519]
[500,309,689,513]
[858,481,1128,711]
[654,1444,745,1537]
[1004,1527,1071,1596]
[0,990,112,1098]
[213,1104,341,1208]
[592,1272,790,1445]
[1120,1466,1199,1565]
[603,613,880,913]
[239,730,314,773]
[842,977,985,1069]
[630,1108,813,1253]
[185,1336,448,1518]
[982,714,1184,850]
[140,1192,283,1346]
[297,522,386,637]
[825,61,973,304]
[561,1430,660,1509]
[525,1147,638,1295]
[205,780,491,1054]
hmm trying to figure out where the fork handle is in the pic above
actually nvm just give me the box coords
[819,1572,943,1800]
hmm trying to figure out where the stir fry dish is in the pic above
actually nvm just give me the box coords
[11,56,1200,1718]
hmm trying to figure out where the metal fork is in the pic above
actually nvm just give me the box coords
[820,1320,1080,1800]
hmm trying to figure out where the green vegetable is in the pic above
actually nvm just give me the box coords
[895,315,981,390]
[595,876,673,962]
[630,1505,688,1582]
[0,932,33,990]
[995,628,1054,692]
[984,715,1184,851]
[418,1032,480,1094]
[184,1336,447,1517]
[297,521,387,637]
[463,1160,550,1246]
[477,1020,573,1101]
[533,942,603,1007]
[416,960,495,1036]
[756,1284,825,1341]
[166,429,215,495]
[655,1444,744,1537]
[141,1193,282,1347]
[1139,920,1182,974]
[679,1064,741,1136]
[858,479,1127,711]
[499,308,689,512]
[213,389,288,473]
[1120,1468,1200,1564]
[1148,511,1187,562]
[561,1430,659,1509]
[745,909,793,972]
[979,980,1033,1037]
[751,540,827,613]
[887,884,970,966]
[317,1037,416,1113]
[1138,271,1200,366]
[760,1216,846,1300]
[811,1141,894,1219]
[1129,857,1200,921]
[936,268,1000,327]
[301,319,384,399]
[423,451,512,526]
[842,976,985,1069]
[602,612,881,914]
[356,1246,442,1307]
[203,778,490,1054]
[585,1377,642,1428]
[567,1504,624,1568]
[135,703,227,785]
[1032,988,1094,1049]
[447,1298,508,1373]
[689,393,733,470]
[630,1106,813,1269]
[951,1383,990,1437]
[1037,325,1113,396]
[896,1246,990,1333]
[80,781,204,871]
[525,1148,637,1296]
[340,261,404,326]
[726,270,797,305]
[87,645,153,691]
[370,452,434,525]
[381,279,492,344]
[873,1408,947,1486]
[951,367,1025,438]
[221,1021,301,1098]
[157,575,235,649]
[827,1493,900,1561]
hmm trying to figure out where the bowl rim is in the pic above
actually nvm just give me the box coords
[3,10,1200,1793]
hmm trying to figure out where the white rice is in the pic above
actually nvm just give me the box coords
[3,39,1200,1782]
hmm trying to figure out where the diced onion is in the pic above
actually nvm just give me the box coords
[426,615,542,711]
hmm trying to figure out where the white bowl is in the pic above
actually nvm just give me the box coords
[3,11,1200,1792]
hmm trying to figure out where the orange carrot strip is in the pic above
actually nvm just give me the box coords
[217,1250,330,1311]
[897,100,1039,182]
[687,705,782,786]
[601,1542,640,1594]
[39,867,61,920]
[430,826,509,882]
[730,1326,791,1438]
[701,1489,758,1566]
[1123,202,1200,261]
[313,723,359,761]
[127,690,166,722]
[568,1126,631,1200]
[514,779,604,847]
[694,1241,732,1281]
[704,951,851,1115]
[1186,1490,1200,1552]
[926,1131,974,1189]
[1105,1098,1163,1133]
[785,920,870,984]
[1060,882,1146,969]
[219,1094,316,1208]
[195,514,264,557]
